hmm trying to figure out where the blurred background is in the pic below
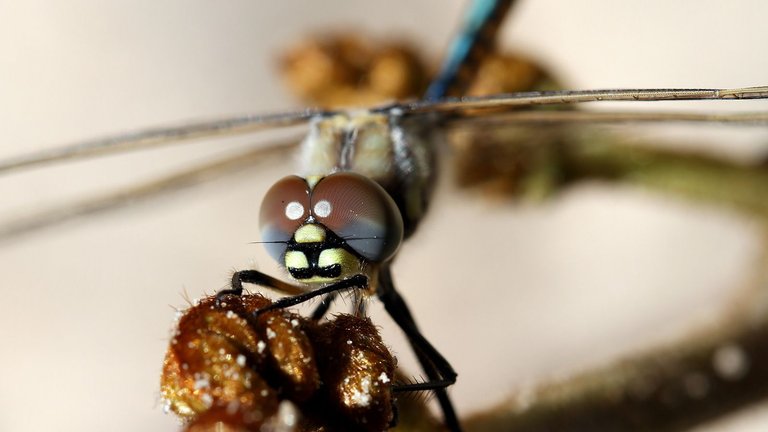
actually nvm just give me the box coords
[1,0,768,430]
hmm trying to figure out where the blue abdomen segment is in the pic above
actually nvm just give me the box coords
[425,0,513,100]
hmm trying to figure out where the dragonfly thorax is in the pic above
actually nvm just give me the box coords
[299,110,437,238]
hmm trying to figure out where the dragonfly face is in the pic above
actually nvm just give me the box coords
[2,2,768,432]
[260,171,403,284]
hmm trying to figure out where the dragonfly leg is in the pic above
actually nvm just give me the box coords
[225,271,366,312]
[255,274,368,316]
[217,271,368,316]
[377,266,462,432]
[215,269,305,301]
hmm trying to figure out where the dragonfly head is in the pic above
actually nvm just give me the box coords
[259,172,403,283]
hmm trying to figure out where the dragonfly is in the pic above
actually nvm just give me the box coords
[3,0,760,429]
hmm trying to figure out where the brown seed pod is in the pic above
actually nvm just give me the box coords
[279,33,428,107]
[279,32,559,108]
[307,315,397,431]
[161,294,296,429]
[161,293,398,431]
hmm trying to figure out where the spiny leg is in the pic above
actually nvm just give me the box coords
[379,268,458,388]
[377,266,461,432]
[216,269,306,299]
[255,274,368,316]
[353,288,368,317]
[382,293,460,430]
[217,270,369,316]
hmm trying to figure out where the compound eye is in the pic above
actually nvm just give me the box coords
[312,172,403,262]
[259,175,310,261]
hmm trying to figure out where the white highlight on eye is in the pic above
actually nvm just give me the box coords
[285,201,304,220]
[314,199,332,217]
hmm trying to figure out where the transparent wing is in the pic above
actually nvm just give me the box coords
[5,90,767,243]
[0,138,299,242]
[446,109,768,126]
[0,109,323,174]
[396,86,768,115]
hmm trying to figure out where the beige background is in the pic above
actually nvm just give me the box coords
[2,1,768,431]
